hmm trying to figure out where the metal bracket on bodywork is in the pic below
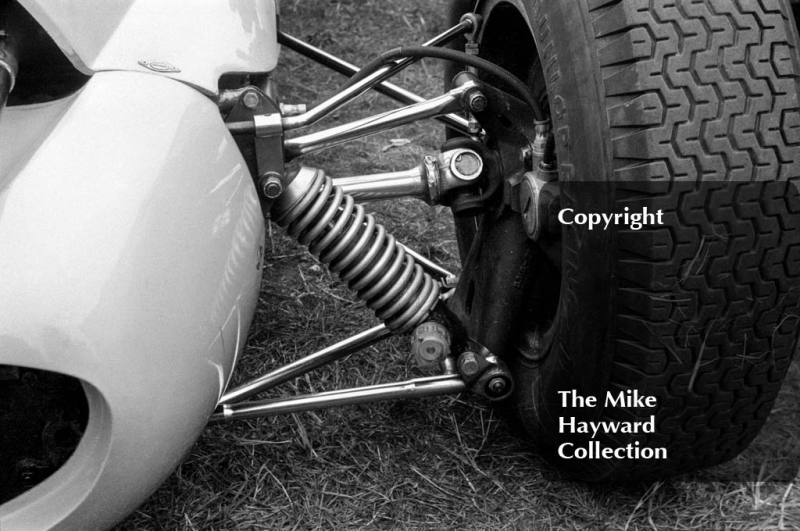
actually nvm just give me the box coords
[223,87,286,214]
[253,113,285,208]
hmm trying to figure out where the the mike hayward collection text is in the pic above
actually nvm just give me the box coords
[557,389,667,460]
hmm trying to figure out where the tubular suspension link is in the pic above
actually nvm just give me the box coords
[272,167,440,334]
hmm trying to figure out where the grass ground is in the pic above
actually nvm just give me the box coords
[116,1,800,529]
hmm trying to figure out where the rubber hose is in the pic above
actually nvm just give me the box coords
[345,46,545,122]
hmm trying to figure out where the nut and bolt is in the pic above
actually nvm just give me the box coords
[487,377,508,396]
[467,91,488,113]
[468,118,482,135]
[411,322,451,367]
[458,351,480,376]
[242,90,260,110]
[260,174,284,199]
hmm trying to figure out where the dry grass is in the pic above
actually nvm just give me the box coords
[115,1,800,529]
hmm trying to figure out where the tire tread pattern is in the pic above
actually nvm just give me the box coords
[587,0,800,477]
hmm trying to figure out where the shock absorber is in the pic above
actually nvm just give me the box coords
[271,166,441,334]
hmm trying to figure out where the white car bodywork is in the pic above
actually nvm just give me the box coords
[17,0,279,94]
[0,1,279,529]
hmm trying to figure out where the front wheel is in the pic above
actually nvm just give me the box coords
[450,0,800,480]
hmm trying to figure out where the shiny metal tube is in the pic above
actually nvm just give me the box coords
[212,374,466,421]
[284,84,468,159]
[219,324,391,404]
[281,65,393,131]
[332,167,428,203]
[279,20,472,132]
[277,32,470,134]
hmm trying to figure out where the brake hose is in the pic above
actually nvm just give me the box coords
[345,45,546,122]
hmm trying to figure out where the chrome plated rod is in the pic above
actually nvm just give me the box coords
[332,168,428,203]
[219,324,391,404]
[277,32,469,134]
[278,21,472,132]
[284,84,469,159]
[212,374,466,421]
[281,64,396,131]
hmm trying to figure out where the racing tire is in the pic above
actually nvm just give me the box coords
[451,0,800,480]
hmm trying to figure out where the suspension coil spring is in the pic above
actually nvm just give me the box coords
[271,167,441,333]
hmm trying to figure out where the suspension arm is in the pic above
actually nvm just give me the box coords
[277,30,471,134]
[283,82,473,159]
[278,16,475,131]
[219,324,391,404]
[212,374,466,422]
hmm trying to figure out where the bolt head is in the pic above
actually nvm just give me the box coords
[458,351,480,376]
[260,174,284,199]
[468,119,482,135]
[468,92,488,112]
[243,90,260,109]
